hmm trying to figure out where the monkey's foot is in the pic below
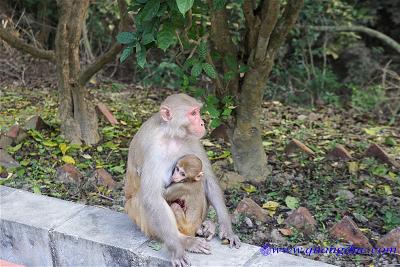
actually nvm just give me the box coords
[196,220,216,241]
[171,254,190,267]
[184,237,211,254]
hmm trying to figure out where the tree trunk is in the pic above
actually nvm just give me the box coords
[0,0,130,145]
[231,64,272,183]
[212,0,304,182]
[55,0,99,145]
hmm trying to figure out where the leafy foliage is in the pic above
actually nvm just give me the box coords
[116,0,236,128]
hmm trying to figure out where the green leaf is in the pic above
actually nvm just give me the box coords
[197,41,207,60]
[176,0,194,15]
[213,0,226,10]
[7,143,22,154]
[157,26,176,51]
[59,143,69,155]
[285,196,299,210]
[210,118,221,128]
[223,71,236,81]
[221,108,232,116]
[140,0,160,21]
[224,54,237,70]
[183,57,197,69]
[238,64,249,73]
[136,45,147,68]
[206,95,219,105]
[42,140,57,147]
[142,32,155,45]
[372,165,388,176]
[384,137,396,146]
[116,32,136,44]
[243,184,257,194]
[120,46,133,63]
[191,62,202,77]
[207,105,220,118]
[202,63,217,79]
[32,185,41,194]
[29,129,43,141]
[62,155,76,165]
[148,240,162,251]
[111,165,125,174]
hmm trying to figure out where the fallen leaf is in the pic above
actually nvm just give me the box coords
[42,140,57,147]
[348,161,359,175]
[278,228,293,236]
[62,155,76,165]
[262,141,273,147]
[59,143,68,155]
[277,214,285,224]
[82,154,92,159]
[363,126,386,136]
[384,137,396,146]
[285,196,299,210]
[202,139,214,147]
[262,201,279,211]
[148,240,161,251]
[382,185,392,195]
[243,184,257,194]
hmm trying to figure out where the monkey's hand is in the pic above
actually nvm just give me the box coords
[219,224,241,249]
[196,220,216,241]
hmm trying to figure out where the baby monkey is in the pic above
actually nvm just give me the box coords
[164,154,216,240]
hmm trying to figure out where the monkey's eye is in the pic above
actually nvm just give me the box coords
[191,110,197,116]
[180,172,186,177]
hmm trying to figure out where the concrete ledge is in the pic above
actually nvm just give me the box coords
[0,186,335,267]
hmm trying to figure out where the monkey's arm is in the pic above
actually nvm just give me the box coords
[193,143,241,248]
[139,158,182,240]
[164,183,191,202]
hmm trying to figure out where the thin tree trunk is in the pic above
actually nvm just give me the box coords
[55,0,99,145]
[228,0,304,182]
[230,65,272,182]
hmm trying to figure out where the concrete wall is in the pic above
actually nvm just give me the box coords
[0,186,334,267]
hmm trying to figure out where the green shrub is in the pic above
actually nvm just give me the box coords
[351,84,386,111]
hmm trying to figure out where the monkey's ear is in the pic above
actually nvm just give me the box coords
[160,105,172,121]
[195,171,204,181]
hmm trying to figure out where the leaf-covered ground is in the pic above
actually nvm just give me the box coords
[1,85,399,267]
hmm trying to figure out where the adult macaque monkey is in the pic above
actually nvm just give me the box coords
[165,154,216,239]
[125,94,240,267]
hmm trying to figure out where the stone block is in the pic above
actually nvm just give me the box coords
[246,251,336,267]
[0,185,16,197]
[0,187,85,266]
[138,238,260,266]
[51,206,148,267]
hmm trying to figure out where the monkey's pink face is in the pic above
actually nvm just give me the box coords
[186,107,206,138]
[171,165,186,183]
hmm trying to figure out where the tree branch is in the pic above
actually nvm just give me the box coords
[78,0,131,86]
[254,0,280,62]
[0,27,55,62]
[309,25,400,54]
[267,0,304,58]
[208,0,238,96]
[243,0,255,30]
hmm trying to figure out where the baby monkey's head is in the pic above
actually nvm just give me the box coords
[172,154,203,183]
